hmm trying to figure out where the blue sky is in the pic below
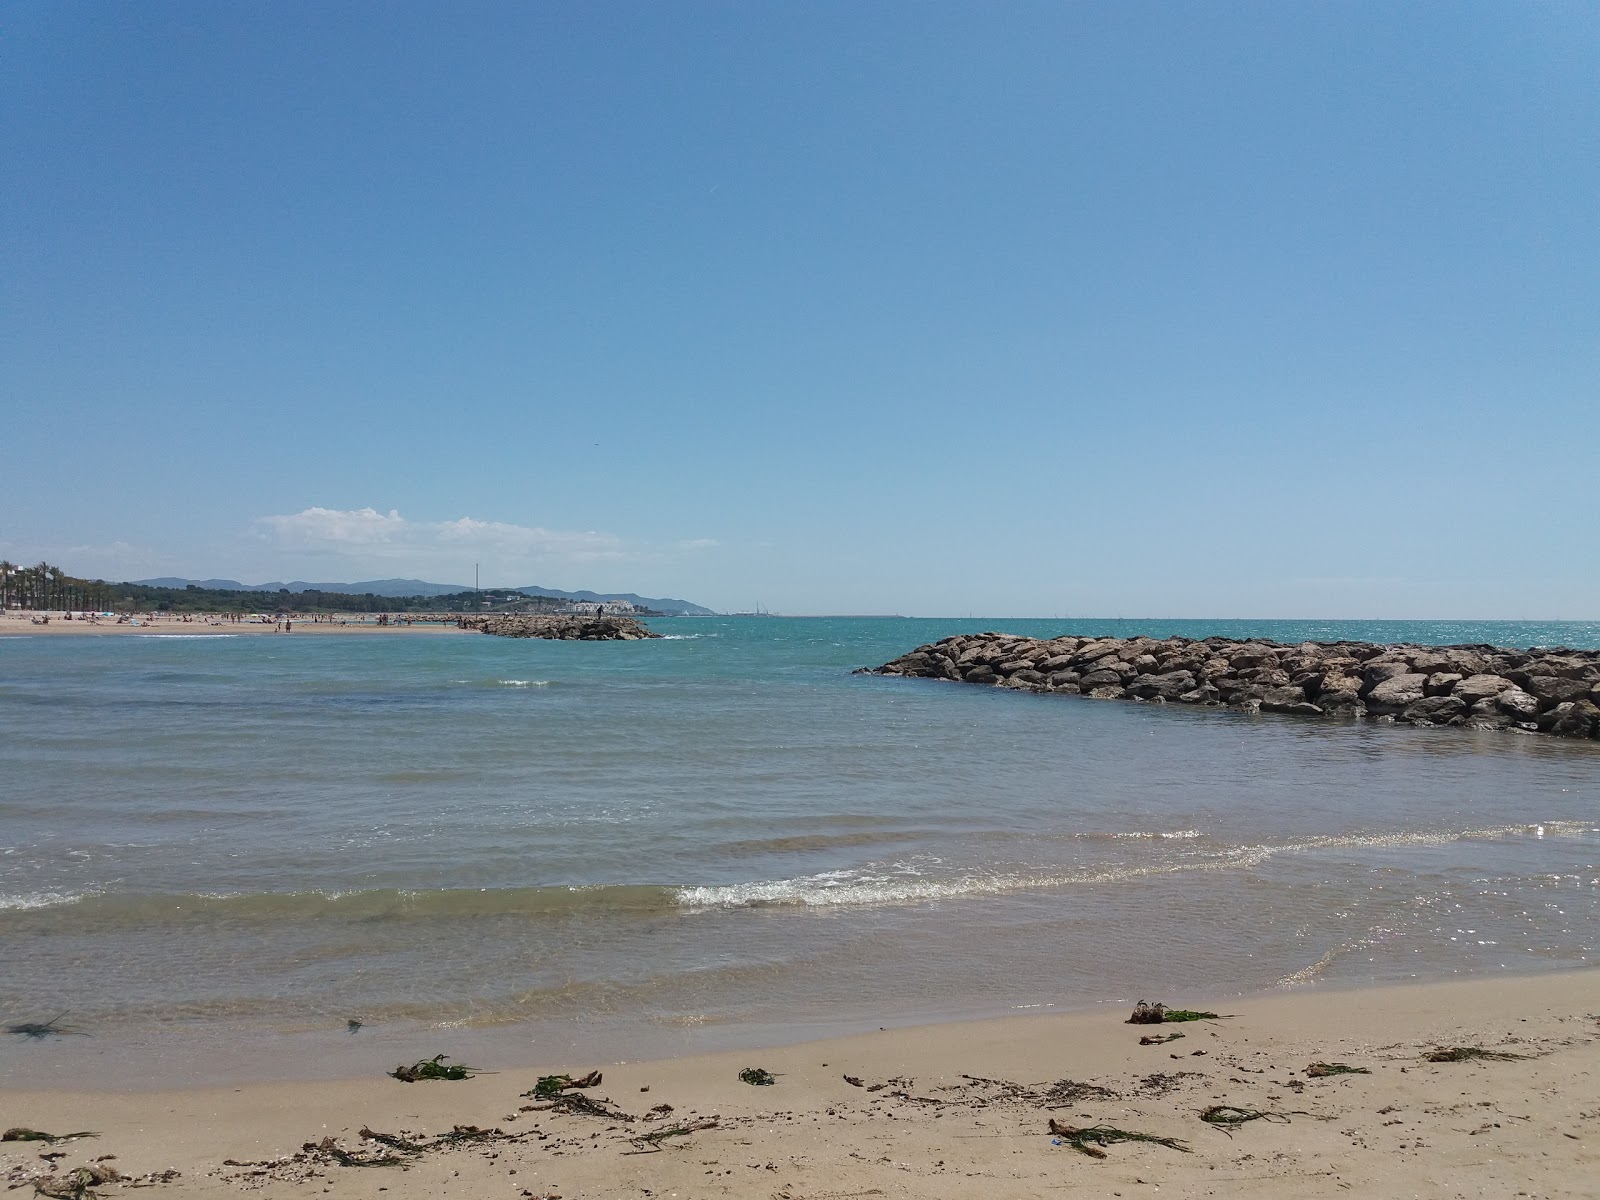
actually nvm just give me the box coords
[4,2,1596,616]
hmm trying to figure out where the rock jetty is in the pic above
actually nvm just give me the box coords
[862,633,1600,739]
[459,614,660,640]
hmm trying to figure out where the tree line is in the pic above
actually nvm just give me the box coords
[0,562,571,615]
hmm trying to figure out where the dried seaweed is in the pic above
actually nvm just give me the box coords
[3,1129,98,1144]
[1047,1118,1191,1159]
[528,1070,602,1098]
[738,1067,778,1085]
[357,1127,424,1154]
[32,1165,120,1199]
[1424,1046,1527,1063]
[548,1091,632,1120]
[389,1054,486,1082]
[1042,1079,1119,1105]
[303,1136,403,1168]
[1306,1062,1370,1077]
[627,1118,719,1153]
[1139,1032,1186,1045]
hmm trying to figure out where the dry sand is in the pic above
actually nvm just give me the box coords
[4,970,1596,1198]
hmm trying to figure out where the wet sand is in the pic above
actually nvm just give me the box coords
[4,969,1596,1198]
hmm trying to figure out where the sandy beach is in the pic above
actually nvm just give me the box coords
[0,611,473,636]
[4,969,1596,1199]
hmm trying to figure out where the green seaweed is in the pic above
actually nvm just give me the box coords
[7,1015,81,1040]
[1047,1118,1191,1159]
[738,1067,777,1086]
[1199,1105,1292,1130]
[1161,1010,1227,1023]
[3,1129,98,1144]
[389,1054,485,1082]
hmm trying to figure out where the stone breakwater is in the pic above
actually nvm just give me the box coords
[861,633,1600,739]
[459,614,660,640]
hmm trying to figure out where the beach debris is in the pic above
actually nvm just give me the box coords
[1047,1118,1191,1159]
[346,1018,363,1033]
[1424,1045,1527,1063]
[32,1164,121,1199]
[528,1070,603,1098]
[1306,1062,1371,1077]
[303,1135,404,1167]
[643,1103,675,1120]
[357,1127,425,1154]
[434,1124,502,1144]
[1127,1002,1228,1024]
[843,1074,865,1087]
[1136,1071,1202,1096]
[3,1129,98,1144]
[1042,1079,1119,1105]
[388,1053,486,1082]
[6,1015,81,1040]
[547,1091,633,1120]
[738,1067,778,1086]
[1199,1105,1292,1132]
[1139,1032,1186,1045]
[627,1118,719,1153]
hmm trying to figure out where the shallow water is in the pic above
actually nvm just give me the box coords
[2,617,1597,1085]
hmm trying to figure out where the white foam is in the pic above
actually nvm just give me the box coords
[0,891,83,911]
[678,822,1597,912]
[498,679,550,687]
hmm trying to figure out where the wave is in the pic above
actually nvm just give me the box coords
[678,821,1598,910]
[0,890,84,911]
[4,821,1589,929]
[0,884,681,930]
[136,634,239,639]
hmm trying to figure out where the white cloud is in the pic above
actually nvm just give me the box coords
[255,507,626,566]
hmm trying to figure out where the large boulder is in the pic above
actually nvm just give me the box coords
[1424,673,1463,697]
[1453,674,1516,704]
[1540,699,1599,738]
[1126,671,1197,700]
[1403,695,1467,724]
[1365,673,1429,710]
[1524,675,1592,707]
[1495,688,1540,719]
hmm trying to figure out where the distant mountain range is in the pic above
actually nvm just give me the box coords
[132,577,714,615]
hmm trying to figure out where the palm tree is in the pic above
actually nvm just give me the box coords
[0,560,13,609]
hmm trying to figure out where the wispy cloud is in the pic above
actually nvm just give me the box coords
[255,507,627,568]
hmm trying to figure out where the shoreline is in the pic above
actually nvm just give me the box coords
[0,612,474,636]
[4,967,1595,1197]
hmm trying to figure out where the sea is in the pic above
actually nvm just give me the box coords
[2,616,1597,1087]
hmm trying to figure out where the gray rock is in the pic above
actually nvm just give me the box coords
[1524,675,1591,706]
[1260,685,1311,712]
[1495,688,1540,718]
[1424,672,1463,697]
[1403,695,1467,723]
[1453,674,1516,704]
[1365,673,1429,709]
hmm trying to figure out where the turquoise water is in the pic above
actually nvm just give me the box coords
[1,616,1597,1085]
